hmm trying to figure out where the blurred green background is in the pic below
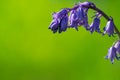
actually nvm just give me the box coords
[0,0,120,80]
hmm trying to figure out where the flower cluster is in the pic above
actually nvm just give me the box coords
[49,2,115,36]
[48,1,120,63]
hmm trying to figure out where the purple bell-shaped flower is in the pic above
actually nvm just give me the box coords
[49,19,59,33]
[103,19,115,36]
[105,46,117,64]
[59,15,68,33]
[89,17,100,33]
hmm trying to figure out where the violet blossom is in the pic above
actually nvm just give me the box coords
[89,17,100,33]
[103,19,115,36]
[105,46,117,64]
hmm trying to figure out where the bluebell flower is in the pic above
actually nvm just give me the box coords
[69,10,79,30]
[49,8,69,33]
[105,46,117,64]
[77,6,89,30]
[78,4,90,29]
[49,19,59,33]
[69,6,89,30]
[114,40,120,54]
[89,17,100,33]
[59,15,68,33]
[103,19,115,36]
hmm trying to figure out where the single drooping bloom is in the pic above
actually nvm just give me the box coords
[114,40,120,53]
[49,9,69,33]
[69,10,79,30]
[59,15,68,33]
[105,46,117,64]
[49,19,59,33]
[89,17,100,33]
[69,6,89,30]
[78,4,90,30]
[103,19,115,36]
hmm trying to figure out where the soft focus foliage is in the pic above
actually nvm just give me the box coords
[0,0,120,80]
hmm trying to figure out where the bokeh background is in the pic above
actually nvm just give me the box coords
[0,0,120,80]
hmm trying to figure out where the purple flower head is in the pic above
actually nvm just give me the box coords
[49,8,69,33]
[59,15,68,33]
[49,19,59,33]
[105,46,117,64]
[69,6,89,30]
[114,40,120,54]
[89,17,100,33]
[77,3,90,30]
[69,10,79,30]
[103,19,115,36]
